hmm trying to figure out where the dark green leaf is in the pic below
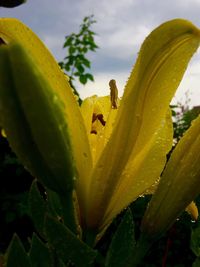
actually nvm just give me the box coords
[74,72,80,77]
[64,63,71,72]
[66,55,75,65]
[75,39,81,46]
[82,47,88,53]
[63,36,73,48]
[45,216,97,267]
[171,109,176,116]
[6,234,31,267]
[29,180,47,237]
[58,61,64,69]
[85,73,94,81]
[76,54,85,60]
[79,75,87,84]
[105,208,136,267]
[90,43,99,50]
[82,58,90,68]
[58,259,67,267]
[193,257,200,267]
[87,36,94,44]
[76,64,85,73]
[29,233,54,267]
[46,189,63,218]
[191,227,200,256]
[69,46,76,54]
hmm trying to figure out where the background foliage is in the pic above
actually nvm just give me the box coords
[59,15,98,91]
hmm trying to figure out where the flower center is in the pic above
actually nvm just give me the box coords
[91,113,106,134]
[90,80,119,135]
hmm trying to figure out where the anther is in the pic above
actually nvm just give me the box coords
[91,113,106,134]
[109,79,118,109]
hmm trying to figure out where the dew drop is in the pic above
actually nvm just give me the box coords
[83,152,88,158]
[53,95,58,103]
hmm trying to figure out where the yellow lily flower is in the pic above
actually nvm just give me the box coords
[0,18,200,242]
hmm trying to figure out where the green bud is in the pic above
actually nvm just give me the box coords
[0,43,75,195]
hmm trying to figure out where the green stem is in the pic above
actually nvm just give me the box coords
[59,190,78,235]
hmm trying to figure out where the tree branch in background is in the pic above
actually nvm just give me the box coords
[59,15,99,94]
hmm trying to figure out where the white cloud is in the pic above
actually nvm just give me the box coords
[176,0,200,7]
[97,24,151,59]
[172,51,200,107]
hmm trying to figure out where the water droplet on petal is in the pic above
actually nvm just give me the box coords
[83,152,88,158]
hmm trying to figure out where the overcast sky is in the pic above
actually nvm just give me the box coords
[1,0,200,106]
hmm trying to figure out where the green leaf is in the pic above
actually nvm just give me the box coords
[82,58,90,68]
[64,63,71,72]
[85,73,94,81]
[29,180,47,237]
[29,233,54,267]
[6,234,31,267]
[69,46,76,54]
[192,258,200,267]
[0,43,75,195]
[63,36,73,48]
[105,208,136,267]
[82,47,88,53]
[193,257,200,267]
[58,259,67,267]
[76,63,85,73]
[45,216,97,267]
[191,227,200,257]
[79,74,87,84]
[74,71,80,77]
[46,189,63,218]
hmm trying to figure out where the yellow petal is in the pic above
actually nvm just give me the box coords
[85,19,200,230]
[1,128,6,137]
[0,18,92,210]
[185,201,198,221]
[142,113,200,241]
[101,109,173,229]
[81,95,118,164]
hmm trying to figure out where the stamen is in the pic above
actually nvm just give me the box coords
[91,129,97,134]
[109,79,118,109]
[92,113,106,126]
[91,113,106,134]
[97,114,106,126]
[92,113,98,123]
